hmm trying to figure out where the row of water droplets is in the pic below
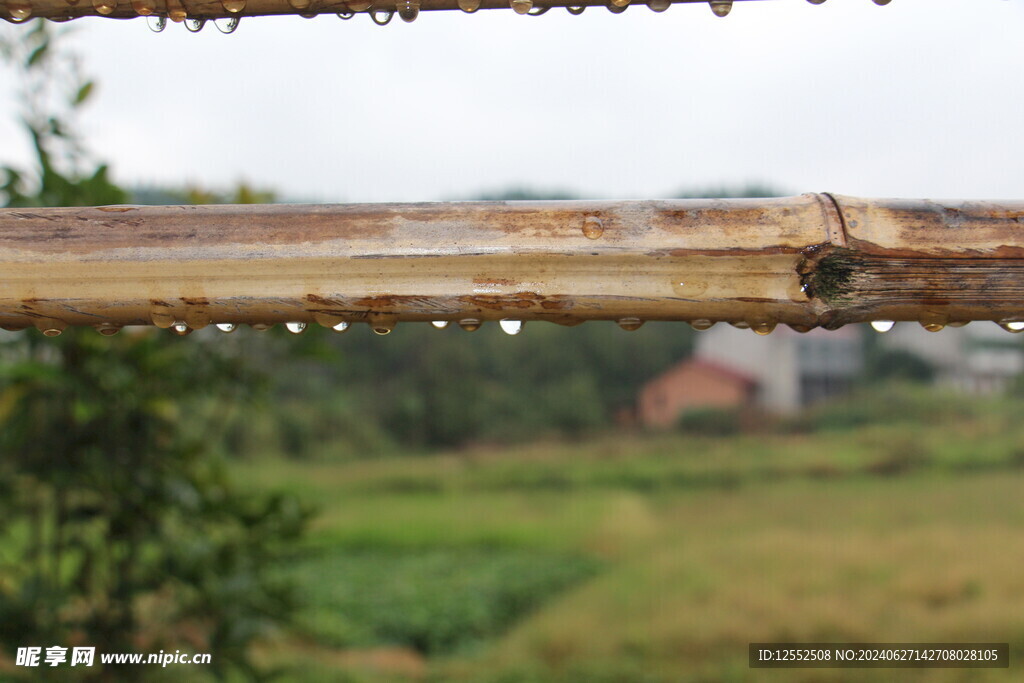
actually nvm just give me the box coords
[3,0,893,26]
[23,317,1024,337]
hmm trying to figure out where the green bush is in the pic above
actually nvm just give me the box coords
[676,407,744,437]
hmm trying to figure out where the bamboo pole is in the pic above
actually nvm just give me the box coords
[0,194,1022,335]
[3,0,870,24]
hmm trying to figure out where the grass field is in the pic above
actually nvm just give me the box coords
[237,389,1024,681]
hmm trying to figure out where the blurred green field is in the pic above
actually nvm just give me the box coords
[236,387,1024,682]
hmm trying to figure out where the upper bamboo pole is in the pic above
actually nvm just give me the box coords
[2,0,866,25]
[1,194,1022,335]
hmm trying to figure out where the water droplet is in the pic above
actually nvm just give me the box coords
[617,318,644,331]
[397,0,418,21]
[788,324,813,333]
[286,321,307,334]
[458,318,482,332]
[672,280,709,298]
[730,321,750,330]
[370,8,393,23]
[870,320,895,333]
[709,0,731,16]
[147,14,166,30]
[526,5,548,14]
[607,2,627,12]
[566,4,584,13]
[611,0,629,5]
[458,0,480,10]
[369,313,397,335]
[222,0,244,11]
[947,321,968,328]
[184,310,210,330]
[36,319,67,337]
[171,321,190,335]
[288,0,310,8]
[337,9,355,18]
[998,320,1024,333]
[690,319,714,331]
[582,216,604,240]
[647,0,669,10]
[150,308,175,328]
[347,0,371,9]
[751,322,776,336]
[7,0,32,20]
[499,319,524,335]
[872,0,891,5]
[807,0,826,4]
[214,16,240,32]
[250,323,272,331]
[431,320,450,329]
[332,321,350,333]
[510,0,532,14]
[92,0,116,14]
[185,17,206,31]
[216,323,237,333]
[131,0,155,14]
[921,321,945,333]
[94,324,120,336]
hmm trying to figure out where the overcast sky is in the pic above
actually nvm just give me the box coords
[1,0,1023,202]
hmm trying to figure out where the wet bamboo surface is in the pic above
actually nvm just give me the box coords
[0,194,1021,335]
[4,0,875,25]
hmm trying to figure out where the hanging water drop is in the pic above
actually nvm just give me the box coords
[332,321,350,333]
[500,319,524,335]
[690,319,714,331]
[458,0,480,10]
[610,0,630,6]
[131,0,155,14]
[788,324,813,334]
[369,313,397,336]
[96,324,121,336]
[807,0,826,4]
[337,9,354,17]
[582,216,604,240]
[752,322,776,336]
[251,323,272,331]
[459,318,482,332]
[709,0,731,16]
[872,0,891,5]
[730,321,750,330]
[607,2,627,13]
[647,0,670,11]
[222,0,245,11]
[36,319,67,337]
[171,321,190,335]
[510,0,532,14]
[149,307,175,328]
[216,323,237,333]
[998,320,1024,333]
[185,17,206,31]
[370,8,393,23]
[920,319,945,332]
[7,0,32,20]
[870,320,895,333]
[147,14,167,30]
[92,0,116,14]
[617,318,644,331]
[214,16,240,32]
[566,5,584,12]
[397,0,419,21]
[286,322,307,334]
[431,320,450,329]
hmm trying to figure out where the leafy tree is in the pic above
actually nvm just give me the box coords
[0,22,308,680]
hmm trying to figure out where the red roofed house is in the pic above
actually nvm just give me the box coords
[637,358,758,429]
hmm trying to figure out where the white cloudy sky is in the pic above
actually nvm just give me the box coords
[1,0,1023,202]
